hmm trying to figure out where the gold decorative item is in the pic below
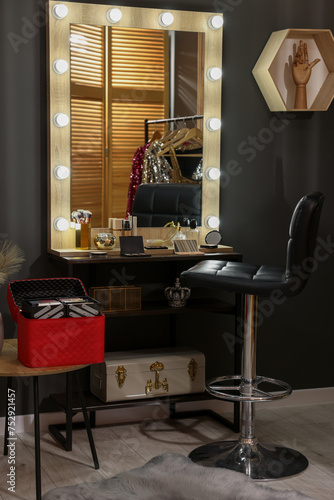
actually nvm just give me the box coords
[164,278,191,308]
[115,365,127,388]
[187,358,198,381]
[148,361,168,393]
[94,233,116,250]
[146,379,153,394]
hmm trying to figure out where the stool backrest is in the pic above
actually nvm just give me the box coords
[286,191,325,294]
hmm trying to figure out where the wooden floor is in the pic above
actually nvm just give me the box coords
[0,402,334,499]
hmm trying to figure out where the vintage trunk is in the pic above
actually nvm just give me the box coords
[90,347,205,402]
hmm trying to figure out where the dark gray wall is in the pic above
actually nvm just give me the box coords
[0,0,333,415]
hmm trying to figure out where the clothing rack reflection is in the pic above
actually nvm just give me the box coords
[144,114,204,143]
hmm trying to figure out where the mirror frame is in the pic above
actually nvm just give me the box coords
[47,1,223,253]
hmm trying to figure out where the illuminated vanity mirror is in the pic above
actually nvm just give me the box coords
[47,1,223,252]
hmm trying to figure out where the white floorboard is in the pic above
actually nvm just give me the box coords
[0,402,333,499]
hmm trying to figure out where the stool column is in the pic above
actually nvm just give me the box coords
[240,294,257,442]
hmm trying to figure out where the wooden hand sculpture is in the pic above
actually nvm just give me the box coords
[292,40,320,109]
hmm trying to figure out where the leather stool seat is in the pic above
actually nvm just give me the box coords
[181,261,289,296]
[181,192,325,480]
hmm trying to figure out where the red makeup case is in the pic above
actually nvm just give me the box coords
[7,277,105,368]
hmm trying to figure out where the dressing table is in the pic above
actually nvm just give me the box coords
[48,247,242,434]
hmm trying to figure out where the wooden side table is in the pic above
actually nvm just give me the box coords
[0,339,98,500]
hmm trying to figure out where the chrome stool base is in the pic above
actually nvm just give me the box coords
[189,439,308,480]
[206,374,292,402]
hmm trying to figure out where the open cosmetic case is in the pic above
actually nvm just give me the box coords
[7,277,105,367]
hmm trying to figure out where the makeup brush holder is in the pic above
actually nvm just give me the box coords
[76,223,91,249]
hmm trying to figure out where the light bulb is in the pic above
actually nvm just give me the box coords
[158,12,174,27]
[53,59,69,74]
[54,217,70,231]
[54,165,70,180]
[206,118,221,131]
[205,167,220,181]
[208,15,223,30]
[106,8,122,24]
[53,113,69,127]
[205,215,220,229]
[52,4,69,19]
[207,66,222,81]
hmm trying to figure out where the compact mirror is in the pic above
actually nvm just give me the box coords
[205,230,222,246]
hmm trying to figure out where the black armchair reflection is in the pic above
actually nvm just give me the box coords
[132,184,202,228]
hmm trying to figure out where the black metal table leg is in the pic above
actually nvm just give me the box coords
[48,373,74,451]
[75,371,99,469]
[66,372,73,451]
[33,376,42,500]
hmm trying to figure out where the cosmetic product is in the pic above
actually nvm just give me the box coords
[90,251,108,257]
[72,209,92,249]
[181,217,190,238]
[188,219,200,243]
[131,216,138,236]
[122,218,132,237]
[94,233,116,250]
[21,299,65,319]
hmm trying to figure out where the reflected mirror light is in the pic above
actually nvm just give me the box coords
[70,34,89,54]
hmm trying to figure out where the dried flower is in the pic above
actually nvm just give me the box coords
[0,239,25,287]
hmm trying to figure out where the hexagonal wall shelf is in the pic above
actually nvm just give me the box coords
[252,29,334,111]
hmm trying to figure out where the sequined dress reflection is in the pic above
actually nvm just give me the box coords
[142,140,173,184]
[126,143,149,217]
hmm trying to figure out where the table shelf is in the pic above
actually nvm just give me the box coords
[103,298,234,318]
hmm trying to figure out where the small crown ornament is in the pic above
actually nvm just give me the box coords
[164,278,191,308]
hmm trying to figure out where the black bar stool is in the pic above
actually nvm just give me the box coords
[181,192,325,480]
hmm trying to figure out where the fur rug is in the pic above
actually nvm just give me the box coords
[42,452,315,500]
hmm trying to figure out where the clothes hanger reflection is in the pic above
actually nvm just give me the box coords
[160,128,178,141]
[157,126,203,156]
[171,127,203,150]
[149,130,162,143]
[157,127,190,156]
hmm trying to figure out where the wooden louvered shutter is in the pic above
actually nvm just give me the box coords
[70,24,105,227]
[108,28,169,218]
[70,25,168,225]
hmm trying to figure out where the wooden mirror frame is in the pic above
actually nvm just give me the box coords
[47,1,223,253]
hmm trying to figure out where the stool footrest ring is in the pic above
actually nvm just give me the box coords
[206,375,292,402]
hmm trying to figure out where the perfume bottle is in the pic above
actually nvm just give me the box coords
[171,223,187,242]
[181,217,190,238]
[188,219,200,243]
